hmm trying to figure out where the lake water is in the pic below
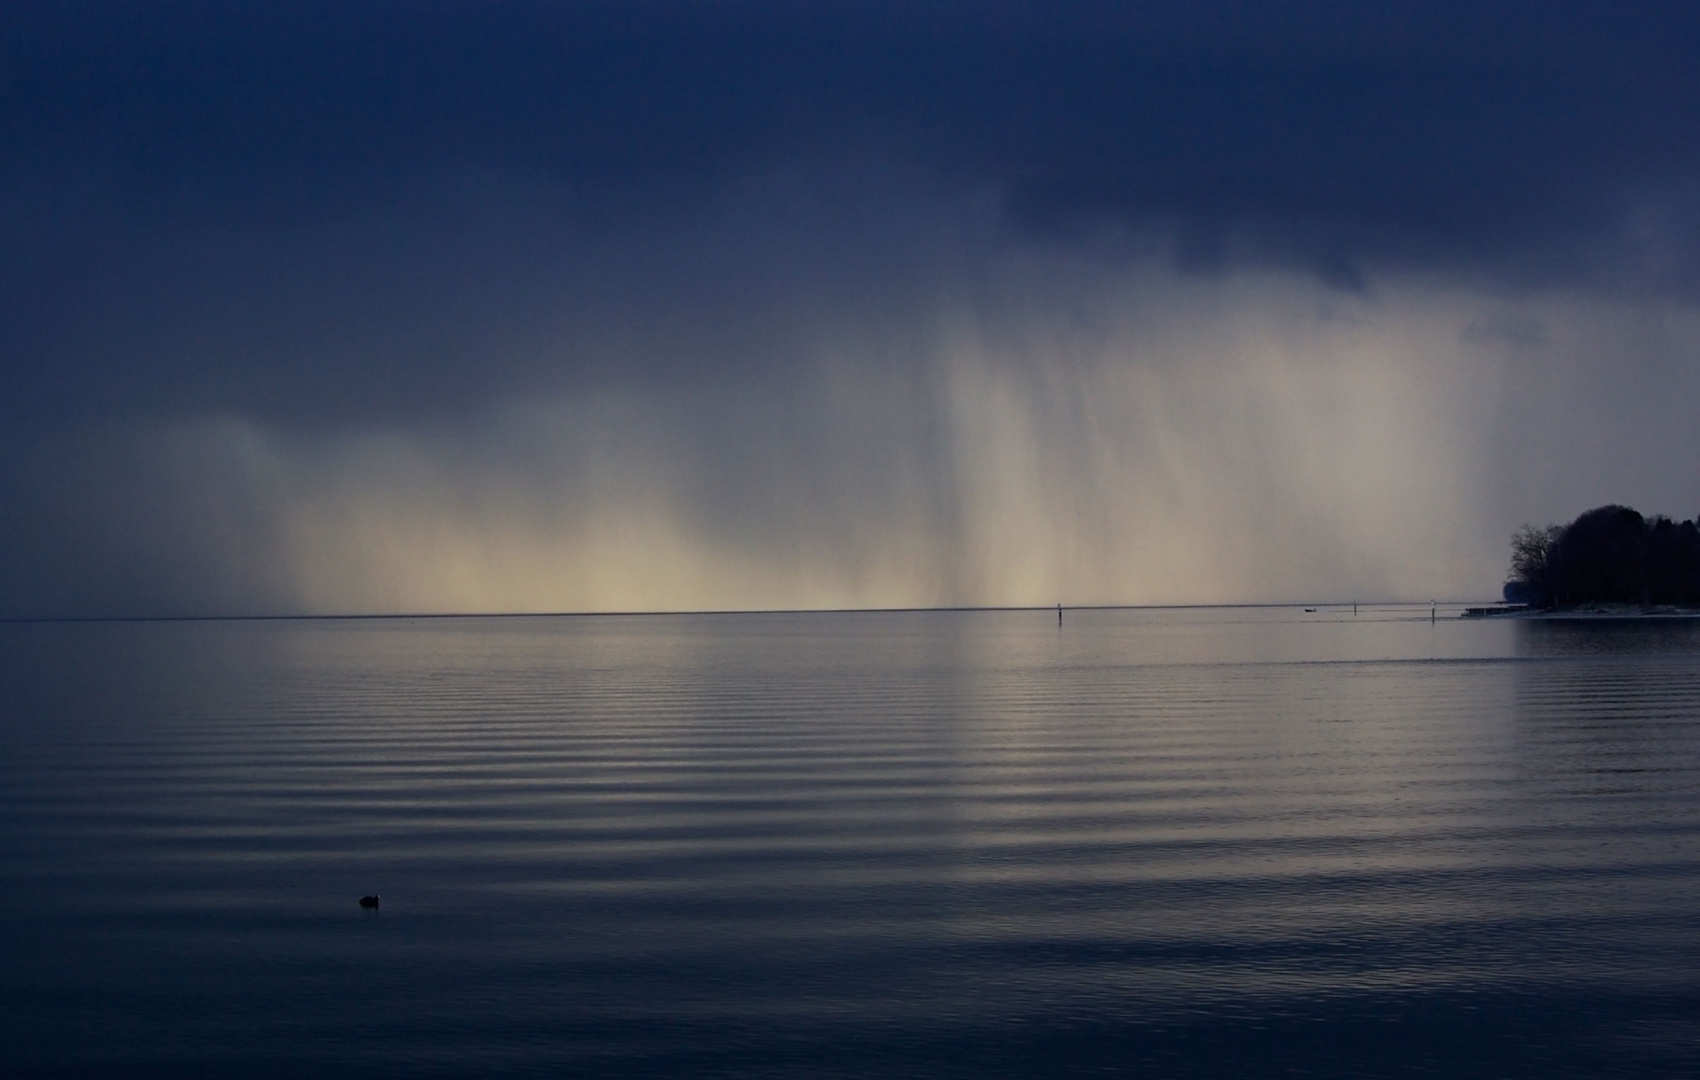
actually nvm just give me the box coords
[3,606,1700,1077]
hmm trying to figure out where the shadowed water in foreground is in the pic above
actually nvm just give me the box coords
[2,606,1699,1077]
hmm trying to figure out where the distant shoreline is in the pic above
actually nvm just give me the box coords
[0,602,1491,624]
[1464,604,1700,620]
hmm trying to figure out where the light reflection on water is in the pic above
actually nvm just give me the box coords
[2,607,1699,1077]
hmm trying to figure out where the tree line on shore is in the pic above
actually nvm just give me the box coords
[1504,505,1700,607]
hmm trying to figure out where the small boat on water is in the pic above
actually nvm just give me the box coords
[359,894,380,909]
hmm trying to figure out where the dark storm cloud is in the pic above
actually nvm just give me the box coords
[5,0,1700,420]
[8,2,1696,239]
[5,1,1700,615]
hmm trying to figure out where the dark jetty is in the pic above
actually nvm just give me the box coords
[359,894,380,909]
[1464,604,1531,618]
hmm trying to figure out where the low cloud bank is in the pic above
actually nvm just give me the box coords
[7,226,1696,617]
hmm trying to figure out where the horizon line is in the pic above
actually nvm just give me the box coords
[0,599,1501,625]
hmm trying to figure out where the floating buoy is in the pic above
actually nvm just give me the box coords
[359,894,380,909]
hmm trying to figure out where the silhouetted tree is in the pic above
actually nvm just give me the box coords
[1646,516,1685,604]
[1504,524,1561,605]
[1506,505,1700,608]
[1548,505,1646,605]
[1680,519,1700,601]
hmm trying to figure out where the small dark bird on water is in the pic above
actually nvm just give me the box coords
[359,894,380,909]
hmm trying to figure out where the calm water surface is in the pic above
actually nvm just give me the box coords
[3,606,1700,1077]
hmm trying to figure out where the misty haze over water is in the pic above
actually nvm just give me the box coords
[6,3,1700,616]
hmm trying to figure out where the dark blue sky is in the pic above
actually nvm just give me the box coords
[4,1,1700,613]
